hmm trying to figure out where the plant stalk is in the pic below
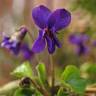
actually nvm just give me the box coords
[27,30,39,63]
[50,55,55,95]
[31,79,50,96]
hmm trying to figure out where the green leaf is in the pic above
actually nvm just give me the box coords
[14,88,35,96]
[61,65,87,94]
[11,61,33,78]
[80,63,96,74]
[66,78,87,94]
[80,63,96,84]
[62,65,80,81]
[35,90,43,96]
[72,0,96,15]
[57,87,68,96]
[36,63,47,86]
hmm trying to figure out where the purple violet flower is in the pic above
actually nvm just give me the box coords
[69,33,89,55]
[20,43,34,60]
[32,5,71,54]
[1,26,28,55]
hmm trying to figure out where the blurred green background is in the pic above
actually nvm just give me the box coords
[0,0,96,86]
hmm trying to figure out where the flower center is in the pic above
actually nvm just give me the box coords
[44,28,53,39]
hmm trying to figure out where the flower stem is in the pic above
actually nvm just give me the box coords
[27,30,39,63]
[50,55,55,95]
[31,79,50,96]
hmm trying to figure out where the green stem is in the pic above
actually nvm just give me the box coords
[50,55,55,95]
[27,31,50,96]
[31,79,50,96]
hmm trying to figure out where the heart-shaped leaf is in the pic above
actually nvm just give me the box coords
[61,65,87,94]
[11,61,33,78]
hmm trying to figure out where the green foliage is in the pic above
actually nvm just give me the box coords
[11,61,33,78]
[80,63,96,84]
[61,65,87,94]
[11,62,47,96]
[10,62,88,96]
[36,63,48,86]
[35,90,43,96]
[81,63,96,73]
[57,88,68,96]
[36,63,49,89]
[72,0,96,15]
[14,88,35,96]
[62,65,80,80]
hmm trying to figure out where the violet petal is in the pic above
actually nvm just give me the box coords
[32,30,46,53]
[32,5,51,29]
[21,43,33,60]
[47,9,71,32]
[45,36,55,54]
[53,33,61,48]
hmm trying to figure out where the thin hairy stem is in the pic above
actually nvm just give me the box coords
[31,79,50,96]
[27,30,39,63]
[49,55,55,95]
